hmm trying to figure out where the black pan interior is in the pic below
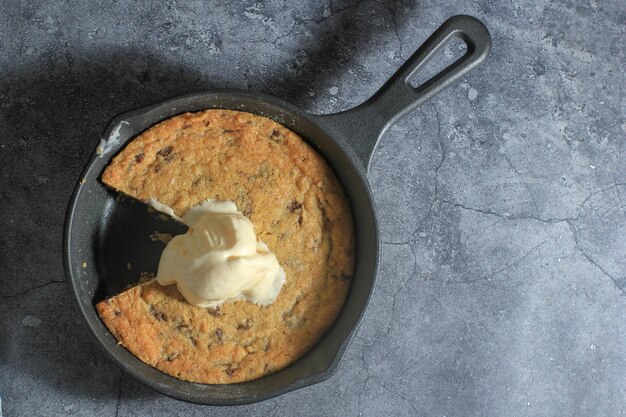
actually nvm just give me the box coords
[64,90,379,405]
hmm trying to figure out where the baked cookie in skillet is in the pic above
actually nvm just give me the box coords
[96,109,354,383]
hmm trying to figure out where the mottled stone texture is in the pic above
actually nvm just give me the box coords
[0,1,624,416]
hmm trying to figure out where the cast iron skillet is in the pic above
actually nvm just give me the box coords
[64,15,491,405]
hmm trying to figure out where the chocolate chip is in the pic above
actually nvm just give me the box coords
[134,152,144,163]
[114,310,121,316]
[166,352,179,361]
[207,307,222,317]
[288,200,302,213]
[215,328,223,343]
[269,129,282,143]
[226,367,236,377]
[157,146,173,157]
[237,321,252,330]
[149,306,165,321]
[154,164,162,173]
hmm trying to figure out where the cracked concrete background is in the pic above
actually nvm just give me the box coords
[1,1,624,416]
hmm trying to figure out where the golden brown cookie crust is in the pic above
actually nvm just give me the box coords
[96,109,354,384]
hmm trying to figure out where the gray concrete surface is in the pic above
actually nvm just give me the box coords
[1,1,624,416]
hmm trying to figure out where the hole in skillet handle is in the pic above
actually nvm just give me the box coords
[408,37,468,89]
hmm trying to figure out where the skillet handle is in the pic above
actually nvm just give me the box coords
[317,15,491,171]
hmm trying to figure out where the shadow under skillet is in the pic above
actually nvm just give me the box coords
[0,48,214,403]
[265,1,410,112]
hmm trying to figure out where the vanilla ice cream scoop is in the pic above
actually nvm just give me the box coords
[149,198,286,308]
